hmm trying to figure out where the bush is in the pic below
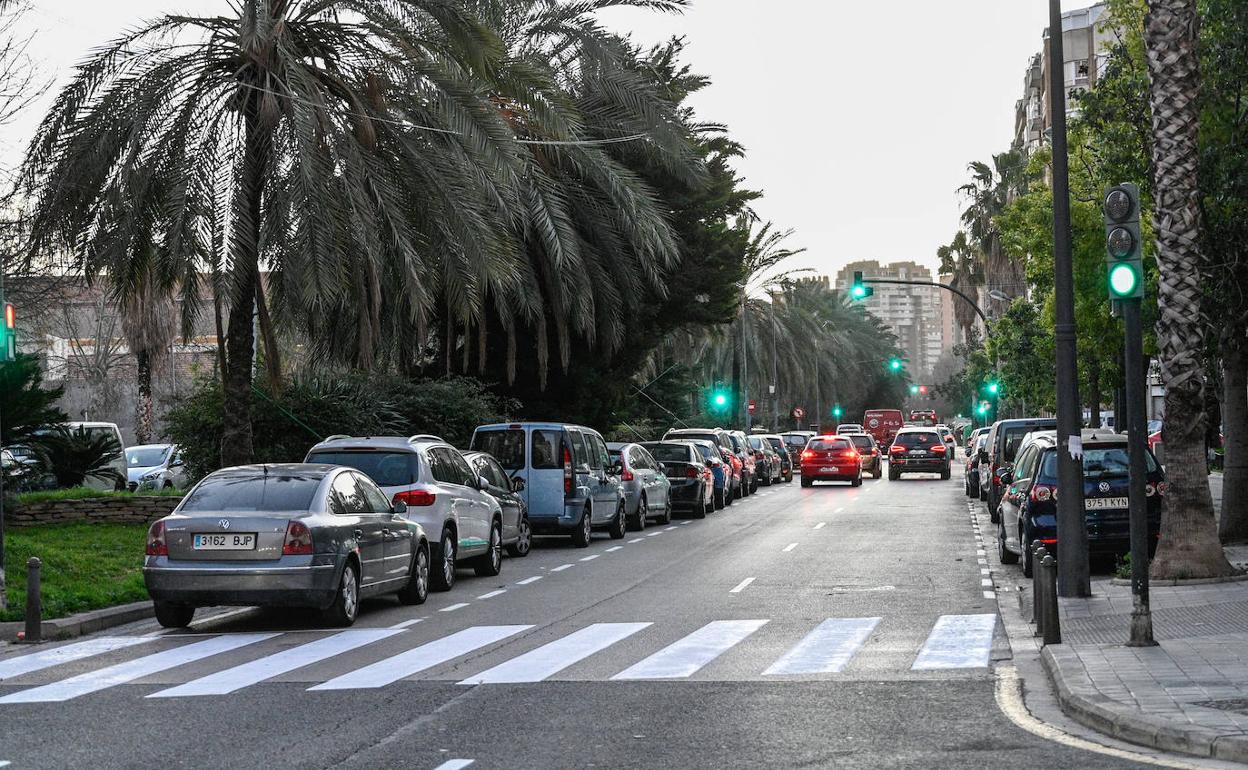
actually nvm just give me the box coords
[15,487,183,506]
[164,374,520,480]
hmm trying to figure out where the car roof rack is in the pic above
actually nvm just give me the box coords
[408,434,444,444]
[322,434,352,443]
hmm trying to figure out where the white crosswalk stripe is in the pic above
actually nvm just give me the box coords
[912,614,997,670]
[611,620,768,680]
[0,634,277,704]
[150,629,402,698]
[459,623,651,685]
[763,618,881,676]
[0,637,151,681]
[309,625,532,691]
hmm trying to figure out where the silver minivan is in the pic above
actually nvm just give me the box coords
[470,423,627,548]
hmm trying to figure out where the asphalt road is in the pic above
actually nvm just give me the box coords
[0,461,1155,769]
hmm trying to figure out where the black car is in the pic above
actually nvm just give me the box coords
[982,417,1058,522]
[760,434,794,482]
[995,430,1164,577]
[887,428,951,480]
[640,441,714,518]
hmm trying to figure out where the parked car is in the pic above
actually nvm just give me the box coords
[305,435,506,591]
[863,410,904,458]
[799,435,863,487]
[462,450,531,557]
[843,433,882,479]
[640,441,715,518]
[779,431,816,472]
[664,428,744,499]
[126,444,188,491]
[671,439,732,510]
[965,427,991,456]
[934,425,957,459]
[143,463,430,628]
[981,417,1058,522]
[747,435,782,485]
[965,433,990,498]
[607,442,673,529]
[470,422,627,547]
[996,429,1164,577]
[727,431,758,494]
[758,434,794,483]
[836,424,865,435]
[887,428,951,480]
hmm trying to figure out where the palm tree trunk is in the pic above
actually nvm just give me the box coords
[213,278,227,387]
[135,349,154,445]
[220,104,270,468]
[1220,338,1248,542]
[254,278,282,390]
[1146,0,1233,577]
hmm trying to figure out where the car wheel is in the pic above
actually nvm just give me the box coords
[941,465,951,481]
[998,520,1019,565]
[989,499,1000,524]
[474,519,504,577]
[571,507,592,548]
[693,492,707,519]
[506,516,531,557]
[397,545,430,605]
[608,502,627,540]
[800,476,813,488]
[153,601,195,629]
[628,496,647,532]
[431,527,457,591]
[851,476,862,487]
[659,497,673,525]
[873,466,882,479]
[888,467,900,481]
[324,561,360,627]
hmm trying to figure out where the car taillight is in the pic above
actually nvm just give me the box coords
[845,450,859,460]
[1157,481,1169,496]
[801,450,814,461]
[931,444,946,454]
[563,445,573,494]
[686,466,698,479]
[621,466,635,482]
[283,520,314,555]
[1030,484,1056,502]
[889,445,905,455]
[145,520,168,556]
[393,489,436,507]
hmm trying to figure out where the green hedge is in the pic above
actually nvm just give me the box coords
[15,488,184,506]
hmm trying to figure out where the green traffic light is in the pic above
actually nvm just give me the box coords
[851,285,867,299]
[713,393,728,407]
[832,406,843,418]
[1109,262,1140,297]
[986,381,1000,396]
[889,358,903,372]
[909,384,919,395]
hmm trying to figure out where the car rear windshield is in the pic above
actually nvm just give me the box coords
[1002,427,1039,461]
[470,429,526,470]
[848,435,873,450]
[530,429,563,470]
[808,438,851,451]
[647,445,692,463]
[782,435,809,448]
[180,474,322,512]
[1040,446,1158,479]
[748,437,765,449]
[306,451,419,487]
[765,437,786,452]
[894,432,940,447]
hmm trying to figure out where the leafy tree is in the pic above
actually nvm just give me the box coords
[0,354,67,445]
[31,426,123,489]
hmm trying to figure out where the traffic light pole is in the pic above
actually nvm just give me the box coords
[1122,298,1155,645]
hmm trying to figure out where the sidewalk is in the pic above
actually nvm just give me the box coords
[1040,545,1248,763]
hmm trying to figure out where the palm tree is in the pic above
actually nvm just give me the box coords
[117,263,176,445]
[1144,0,1233,578]
[958,150,1029,306]
[937,230,983,344]
[20,1,517,466]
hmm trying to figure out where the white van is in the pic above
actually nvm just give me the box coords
[68,421,127,490]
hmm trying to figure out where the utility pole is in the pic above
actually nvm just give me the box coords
[1049,0,1091,597]
[741,292,750,431]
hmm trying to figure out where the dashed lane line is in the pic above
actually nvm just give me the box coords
[389,618,424,629]
[551,564,573,572]
[814,522,827,530]
[579,555,600,562]
[628,538,645,544]
[432,761,474,770]
[440,603,470,613]
[782,542,798,553]
[514,576,542,586]
[729,577,756,594]
[606,546,623,552]
[477,590,506,600]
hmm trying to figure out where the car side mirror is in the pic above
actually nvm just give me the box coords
[978,449,989,461]
[392,500,408,516]
[656,463,666,474]
[999,471,1014,485]
[510,476,526,493]
[171,459,184,468]
[477,475,491,491]
[608,463,623,477]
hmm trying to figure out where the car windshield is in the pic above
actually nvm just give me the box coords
[180,474,322,512]
[848,435,873,450]
[782,435,808,448]
[686,443,716,462]
[306,450,419,487]
[126,447,169,467]
[748,437,765,449]
[647,445,691,463]
[808,438,851,451]
[765,437,785,452]
[1040,446,1158,479]
[895,432,939,447]
[1002,427,1042,461]
[670,432,720,445]
[471,429,526,470]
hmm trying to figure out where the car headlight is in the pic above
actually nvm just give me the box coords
[142,470,163,480]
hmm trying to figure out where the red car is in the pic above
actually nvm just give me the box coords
[799,435,863,487]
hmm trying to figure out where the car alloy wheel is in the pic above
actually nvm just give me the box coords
[415,548,429,600]
[508,517,531,557]
[340,564,359,622]
[442,534,456,585]
[476,520,504,576]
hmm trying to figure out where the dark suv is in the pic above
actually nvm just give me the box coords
[981,417,1057,522]
[886,428,951,480]
[995,430,1164,576]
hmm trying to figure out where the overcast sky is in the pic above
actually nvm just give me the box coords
[4,0,1099,280]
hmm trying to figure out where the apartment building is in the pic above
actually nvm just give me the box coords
[833,261,944,380]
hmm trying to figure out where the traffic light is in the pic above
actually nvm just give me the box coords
[918,385,928,396]
[832,405,844,419]
[1102,183,1144,299]
[850,271,873,300]
[985,381,1000,397]
[0,301,13,362]
[709,384,730,412]
[909,384,920,396]
[888,357,903,373]
[976,402,990,416]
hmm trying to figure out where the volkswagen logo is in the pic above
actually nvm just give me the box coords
[1098,481,1111,493]
[219,519,231,529]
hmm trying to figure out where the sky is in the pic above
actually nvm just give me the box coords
[3,0,1101,280]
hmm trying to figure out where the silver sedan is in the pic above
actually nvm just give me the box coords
[143,463,429,628]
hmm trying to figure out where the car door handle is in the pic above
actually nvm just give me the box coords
[382,528,391,538]
[353,529,363,539]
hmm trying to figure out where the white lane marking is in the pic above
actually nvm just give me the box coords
[433,760,475,770]
[664,526,678,532]
[440,603,470,612]
[980,568,991,575]
[611,620,769,680]
[782,542,798,552]
[980,578,993,587]
[628,538,644,544]
[976,549,987,556]
[0,637,151,680]
[0,761,10,767]
[763,618,881,675]
[983,591,997,600]
[645,531,662,537]
[835,507,845,513]
[551,564,573,572]
[680,521,692,525]
[579,555,600,562]
[390,618,424,629]
[0,634,277,703]
[977,558,988,566]
[814,522,827,530]
[912,614,997,670]
[459,623,651,685]
[150,629,401,698]
[310,626,532,691]
[515,576,543,585]
[729,577,756,594]
[606,546,623,552]
[477,590,506,600]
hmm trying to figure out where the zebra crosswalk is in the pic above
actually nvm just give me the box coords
[0,613,998,704]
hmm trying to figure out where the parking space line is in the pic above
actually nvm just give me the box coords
[477,590,506,600]
[433,760,474,770]
[551,564,573,572]
[729,577,756,594]
[814,522,827,530]
[606,546,623,552]
[628,538,644,544]
[645,531,662,537]
[390,618,424,629]
[664,526,678,531]
[782,542,798,553]
[440,603,470,612]
[579,555,600,562]
[514,576,542,586]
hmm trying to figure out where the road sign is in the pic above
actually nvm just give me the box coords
[748,400,756,414]
[792,407,805,420]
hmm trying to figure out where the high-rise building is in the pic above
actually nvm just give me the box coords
[938,272,958,353]
[833,261,944,380]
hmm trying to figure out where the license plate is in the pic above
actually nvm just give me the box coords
[193,533,257,550]
[819,467,838,473]
[908,450,927,456]
[1085,497,1128,510]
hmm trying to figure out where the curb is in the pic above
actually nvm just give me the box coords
[0,601,153,643]
[1108,571,1248,587]
[1041,644,1248,763]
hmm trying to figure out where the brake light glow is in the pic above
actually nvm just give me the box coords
[563,445,573,495]
[394,489,436,507]
[1030,484,1056,503]
[931,444,946,454]
[620,464,635,482]
[889,445,905,455]
[145,520,168,556]
[801,450,814,461]
[686,466,698,479]
[1158,481,1169,496]
[845,450,859,460]
[282,520,314,555]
